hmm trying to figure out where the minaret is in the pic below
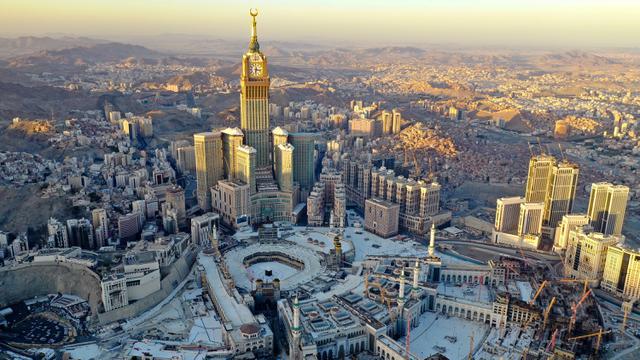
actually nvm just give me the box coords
[334,235,342,268]
[412,259,420,294]
[290,296,302,360]
[428,223,436,257]
[398,268,406,308]
[210,224,219,249]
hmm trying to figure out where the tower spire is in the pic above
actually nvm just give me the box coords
[249,8,260,52]
[428,222,436,257]
[398,268,406,308]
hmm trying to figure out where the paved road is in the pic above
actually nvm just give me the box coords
[416,236,563,262]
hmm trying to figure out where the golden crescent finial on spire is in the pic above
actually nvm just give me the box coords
[248,8,260,52]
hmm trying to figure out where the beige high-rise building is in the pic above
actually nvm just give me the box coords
[381,110,393,135]
[419,182,441,217]
[275,143,294,192]
[211,180,250,228]
[588,182,629,236]
[91,208,108,248]
[517,202,544,236]
[236,145,257,194]
[272,127,289,151]
[332,183,347,228]
[391,109,402,134]
[564,226,621,281]
[349,118,381,138]
[543,161,579,228]
[240,10,271,168]
[194,131,223,211]
[365,198,400,238]
[553,214,590,252]
[602,244,640,300]
[307,182,325,226]
[221,127,244,180]
[495,197,525,234]
[319,169,343,205]
[176,145,196,174]
[525,155,556,203]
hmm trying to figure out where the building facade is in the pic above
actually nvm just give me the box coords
[240,13,271,168]
[588,182,629,236]
[194,131,224,211]
[365,198,400,238]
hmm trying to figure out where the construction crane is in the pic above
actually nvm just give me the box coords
[558,143,567,162]
[529,277,592,308]
[529,280,548,305]
[546,328,559,352]
[621,299,635,333]
[568,328,611,355]
[542,297,557,337]
[468,332,474,360]
[568,289,592,336]
[558,278,593,296]
[537,137,544,155]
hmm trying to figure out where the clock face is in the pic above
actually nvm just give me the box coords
[249,63,263,77]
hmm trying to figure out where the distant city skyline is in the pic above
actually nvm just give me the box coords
[2,0,640,48]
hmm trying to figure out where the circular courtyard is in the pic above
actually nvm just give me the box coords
[223,242,324,291]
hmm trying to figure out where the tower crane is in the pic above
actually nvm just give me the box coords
[568,328,611,355]
[542,297,557,338]
[546,328,558,352]
[621,299,635,333]
[529,280,548,305]
[530,278,593,307]
[558,278,593,296]
[568,289,592,336]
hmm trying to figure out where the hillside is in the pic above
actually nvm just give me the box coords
[8,42,161,68]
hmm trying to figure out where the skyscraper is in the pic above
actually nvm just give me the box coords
[602,244,640,300]
[524,155,556,203]
[419,182,441,217]
[495,197,525,234]
[543,161,579,227]
[48,218,69,248]
[564,226,620,281]
[553,214,590,252]
[588,182,629,236]
[66,218,95,250]
[194,131,224,211]
[236,145,257,194]
[91,208,109,248]
[240,10,270,168]
[381,110,393,135]
[275,143,294,192]
[221,127,244,180]
[290,132,316,194]
[391,109,402,134]
[517,202,544,236]
[272,126,289,150]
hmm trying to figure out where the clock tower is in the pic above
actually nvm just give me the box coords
[240,9,271,168]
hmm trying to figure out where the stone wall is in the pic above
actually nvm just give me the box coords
[0,261,103,314]
[97,247,197,325]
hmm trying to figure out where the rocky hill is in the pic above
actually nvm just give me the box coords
[8,42,161,68]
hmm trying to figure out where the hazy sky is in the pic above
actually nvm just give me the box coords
[2,0,640,48]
